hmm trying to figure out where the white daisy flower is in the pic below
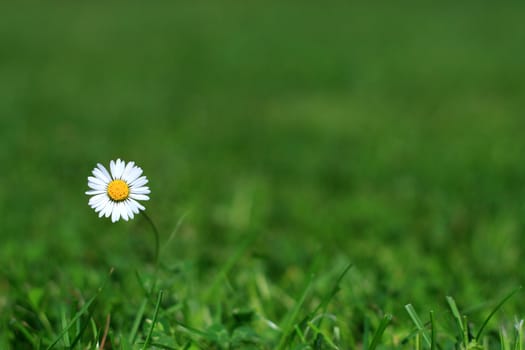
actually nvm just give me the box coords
[86,159,151,222]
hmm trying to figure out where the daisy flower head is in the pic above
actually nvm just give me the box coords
[86,159,150,222]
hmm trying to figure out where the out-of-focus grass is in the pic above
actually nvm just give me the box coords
[1,1,525,348]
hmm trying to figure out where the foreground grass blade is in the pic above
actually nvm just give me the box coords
[129,298,148,344]
[174,320,213,339]
[282,263,353,348]
[312,264,353,318]
[59,306,70,347]
[446,296,469,346]
[305,321,339,349]
[10,320,38,348]
[276,274,314,350]
[45,293,98,350]
[297,263,353,345]
[309,263,353,347]
[69,302,97,349]
[500,327,510,350]
[429,311,435,350]
[141,289,164,350]
[446,296,464,334]
[45,268,113,350]
[514,319,523,350]
[475,286,522,341]
[149,342,178,350]
[405,304,431,347]
[368,314,392,350]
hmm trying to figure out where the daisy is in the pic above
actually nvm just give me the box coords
[86,159,150,222]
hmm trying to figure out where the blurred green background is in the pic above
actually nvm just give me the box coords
[1,0,525,343]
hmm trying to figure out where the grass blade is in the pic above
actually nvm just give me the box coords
[58,305,70,347]
[405,304,431,347]
[45,293,98,350]
[514,319,523,350]
[129,297,148,344]
[475,286,522,341]
[312,264,353,317]
[10,320,38,348]
[368,313,392,350]
[45,268,113,350]
[305,320,339,350]
[446,296,464,334]
[148,342,178,350]
[501,327,510,350]
[69,302,97,349]
[309,263,353,347]
[429,311,435,350]
[141,289,164,350]
[174,320,214,339]
[276,274,314,350]
[293,263,352,347]
[446,296,469,346]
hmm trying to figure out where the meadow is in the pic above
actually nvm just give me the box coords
[1,1,525,349]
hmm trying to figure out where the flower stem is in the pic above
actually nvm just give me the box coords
[141,211,160,270]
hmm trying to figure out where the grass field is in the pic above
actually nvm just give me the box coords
[2,1,525,349]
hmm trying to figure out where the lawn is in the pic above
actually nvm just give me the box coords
[1,1,525,349]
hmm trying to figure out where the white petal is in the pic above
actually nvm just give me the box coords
[88,175,107,185]
[111,205,121,222]
[88,182,106,192]
[125,167,143,184]
[113,159,121,176]
[110,160,117,179]
[115,159,126,179]
[89,193,106,206]
[92,169,108,184]
[129,193,150,201]
[121,161,136,181]
[87,179,106,189]
[119,201,128,220]
[92,193,108,203]
[92,202,102,212]
[93,203,106,213]
[132,198,145,211]
[104,202,114,218]
[93,203,107,212]
[96,163,112,182]
[125,201,135,219]
[91,168,101,178]
[130,186,150,194]
[88,184,105,193]
[128,200,139,214]
[92,199,109,211]
[94,197,110,211]
[88,174,104,181]
[119,202,129,221]
[127,198,143,213]
[118,201,127,220]
[86,189,105,195]
[130,176,148,188]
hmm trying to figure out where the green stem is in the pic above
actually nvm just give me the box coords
[141,211,160,270]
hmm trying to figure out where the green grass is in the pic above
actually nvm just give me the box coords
[1,0,525,348]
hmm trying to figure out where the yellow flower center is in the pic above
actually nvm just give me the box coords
[107,179,129,201]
